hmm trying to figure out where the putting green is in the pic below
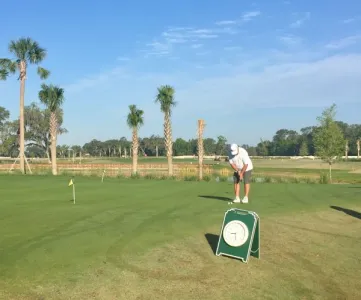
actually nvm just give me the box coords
[0,175,360,299]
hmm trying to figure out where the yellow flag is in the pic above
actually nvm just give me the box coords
[68,179,73,186]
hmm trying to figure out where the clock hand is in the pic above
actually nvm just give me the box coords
[230,232,237,240]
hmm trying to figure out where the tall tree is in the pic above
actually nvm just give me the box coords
[127,105,144,175]
[155,85,177,176]
[38,84,65,175]
[299,140,309,156]
[256,139,270,156]
[0,37,50,173]
[215,135,227,156]
[313,104,345,182]
[0,107,18,156]
[0,106,10,126]
[24,102,67,162]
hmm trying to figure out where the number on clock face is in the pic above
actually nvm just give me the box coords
[222,220,249,247]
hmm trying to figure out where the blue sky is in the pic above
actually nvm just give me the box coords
[1,0,361,147]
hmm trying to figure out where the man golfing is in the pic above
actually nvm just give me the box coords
[228,144,253,203]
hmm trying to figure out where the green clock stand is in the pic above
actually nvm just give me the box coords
[215,208,260,263]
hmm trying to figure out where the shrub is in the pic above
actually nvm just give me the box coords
[144,173,157,180]
[158,175,168,180]
[184,175,198,181]
[130,173,141,179]
[319,173,330,184]
[117,173,126,179]
[202,175,211,182]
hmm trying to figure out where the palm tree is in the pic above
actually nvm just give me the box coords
[0,37,50,174]
[127,105,144,175]
[197,119,205,180]
[38,83,65,175]
[155,85,177,176]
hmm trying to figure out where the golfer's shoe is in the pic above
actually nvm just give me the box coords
[232,197,241,203]
[241,197,249,204]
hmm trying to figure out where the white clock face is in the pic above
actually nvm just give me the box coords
[222,220,249,247]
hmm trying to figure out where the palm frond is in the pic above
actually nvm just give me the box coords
[8,37,47,64]
[127,105,144,129]
[0,69,8,80]
[0,58,11,68]
[38,83,65,112]
[37,66,50,80]
[0,58,17,74]
[27,41,47,64]
[155,85,177,114]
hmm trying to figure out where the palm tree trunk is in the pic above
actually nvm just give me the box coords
[49,112,58,175]
[19,61,26,174]
[164,111,173,176]
[132,128,138,175]
[198,120,205,180]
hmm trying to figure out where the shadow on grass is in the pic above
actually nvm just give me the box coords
[205,233,219,255]
[330,206,361,220]
[199,195,231,202]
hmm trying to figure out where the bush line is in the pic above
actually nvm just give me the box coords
[3,169,349,184]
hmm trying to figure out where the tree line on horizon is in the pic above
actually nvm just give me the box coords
[1,102,360,160]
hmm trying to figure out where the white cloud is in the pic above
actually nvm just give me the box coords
[191,44,203,49]
[215,20,237,26]
[141,11,262,57]
[343,18,356,24]
[342,16,360,24]
[215,11,261,28]
[278,34,303,46]
[162,27,218,41]
[325,35,361,49]
[143,41,172,57]
[142,25,239,57]
[241,11,261,22]
[290,12,311,28]
[224,46,242,51]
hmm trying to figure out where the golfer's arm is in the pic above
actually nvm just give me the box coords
[240,156,250,174]
[230,163,238,171]
[240,164,248,175]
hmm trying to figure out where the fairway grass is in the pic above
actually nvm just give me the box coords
[0,175,360,299]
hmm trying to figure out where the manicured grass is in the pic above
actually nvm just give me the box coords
[0,175,360,299]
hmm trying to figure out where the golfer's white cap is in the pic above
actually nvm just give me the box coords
[230,143,238,155]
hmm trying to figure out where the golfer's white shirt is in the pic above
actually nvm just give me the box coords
[229,147,253,171]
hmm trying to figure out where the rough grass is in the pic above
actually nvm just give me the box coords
[0,175,360,299]
[2,157,361,183]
